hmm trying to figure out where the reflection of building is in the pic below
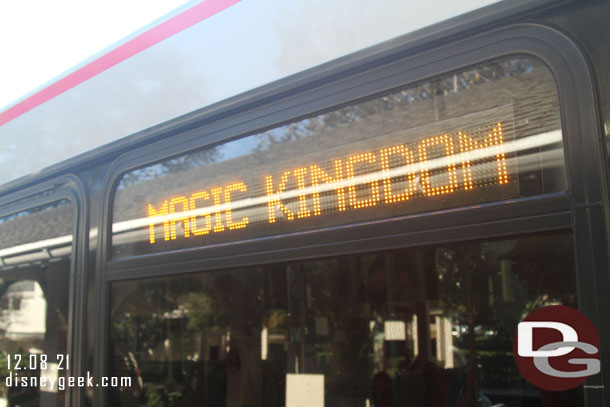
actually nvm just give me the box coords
[430,311,454,369]
[0,280,46,343]
[380,312,455,369]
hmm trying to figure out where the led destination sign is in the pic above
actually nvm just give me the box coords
[145,122,511,245]
[110,57,565,258]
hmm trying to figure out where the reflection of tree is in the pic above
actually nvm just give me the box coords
[295,259,372,402]
[180,292,227,332]
[112,281,192,407]
[437,238,574,333]
[112,281,175,363]
[111,271,270,406]
[436,235,576,389]
[254,59,534,151]
[503,236,577,309]
[0,199,68,224]
[118,147,220,188]
[0,200,73,250]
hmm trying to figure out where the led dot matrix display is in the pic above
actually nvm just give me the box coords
[112,57,565,258]
[146,122,512,245]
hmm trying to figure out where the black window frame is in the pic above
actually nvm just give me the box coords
[97,23,609,406]
[0,175,88,407]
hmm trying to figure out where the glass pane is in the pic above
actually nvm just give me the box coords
[112,57,565,258]
[109,232,581,406]
[0,200,74,406]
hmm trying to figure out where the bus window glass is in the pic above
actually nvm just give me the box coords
[109,232,581,407]
[112,57,565,258]
[0,199,74,406]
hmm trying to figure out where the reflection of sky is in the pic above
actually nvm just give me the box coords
[0,0,195,110]
[0,0,501,186]
[217,135,260,161]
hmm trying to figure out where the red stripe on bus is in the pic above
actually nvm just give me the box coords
[0,0,241,127]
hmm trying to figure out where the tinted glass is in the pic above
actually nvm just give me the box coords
[109,233,581,406]
[112,57,565,258]
[0,200,74,406]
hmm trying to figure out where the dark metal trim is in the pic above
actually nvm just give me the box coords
[107,193,572,279]
[107,210,573,282]
[0,175,88,407]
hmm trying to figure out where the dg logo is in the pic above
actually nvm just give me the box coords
[513,305,601,391]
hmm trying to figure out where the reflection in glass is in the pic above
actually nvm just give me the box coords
[112,57,566,258]
[109,233,581,407]
[0,200,74,407]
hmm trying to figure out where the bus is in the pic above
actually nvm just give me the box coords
[0,0,608,406]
